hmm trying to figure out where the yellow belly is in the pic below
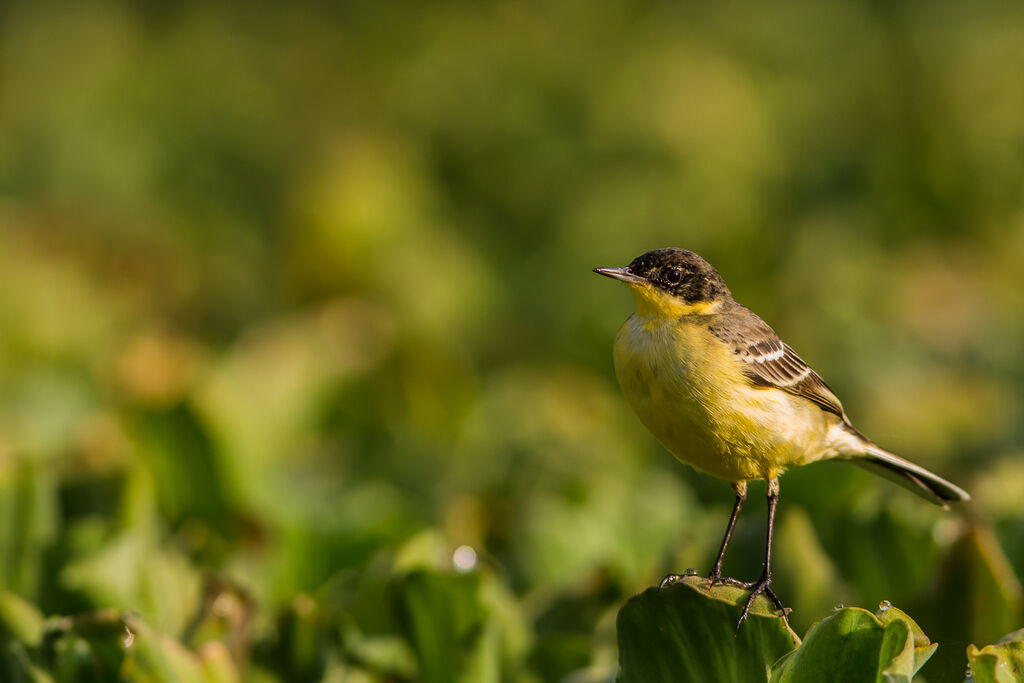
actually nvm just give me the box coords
[613,314,836,482]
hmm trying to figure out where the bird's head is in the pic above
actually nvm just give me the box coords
[594,248,731,317]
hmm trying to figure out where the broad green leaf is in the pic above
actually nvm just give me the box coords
[616,577,799,683]
[0,461,59,599]
[59,530,201,637]
[124,402,233,536]
[875,604,937,674]
[391,565,530,683]
[770,605,934,683]
[0,592,45,647]
[966,628,1024,683]
[394,570,490,683]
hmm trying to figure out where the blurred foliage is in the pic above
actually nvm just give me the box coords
[0,0,1023,681]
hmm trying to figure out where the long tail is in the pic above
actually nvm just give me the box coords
[847,439,970,509]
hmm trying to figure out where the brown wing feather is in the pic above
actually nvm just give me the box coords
[710,307,846,418]
[740,340,845,418]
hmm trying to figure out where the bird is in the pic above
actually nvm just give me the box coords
[594,248,970,629]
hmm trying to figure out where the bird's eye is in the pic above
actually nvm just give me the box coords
[665,268,682,285]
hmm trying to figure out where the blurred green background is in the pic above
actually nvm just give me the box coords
[0,1,1023,681]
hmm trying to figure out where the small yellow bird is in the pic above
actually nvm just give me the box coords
[595,248,970,628]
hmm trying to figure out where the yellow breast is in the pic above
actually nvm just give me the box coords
[612,312,834,482]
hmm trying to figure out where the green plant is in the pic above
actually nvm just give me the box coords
[966,629,1024,683]
[617,576,943,683]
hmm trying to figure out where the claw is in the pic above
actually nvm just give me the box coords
[709,565,752,590]
[661,568,791,633]
[734,573,790,634]
[714,575,752,589]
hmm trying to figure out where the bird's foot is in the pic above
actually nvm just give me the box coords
[735,573,791,634]
[661,568,750,591]
[708,567,749,589]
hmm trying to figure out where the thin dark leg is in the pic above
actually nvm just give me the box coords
[709,481,747,584]
[736,478,790,632]
[661,481,750,591]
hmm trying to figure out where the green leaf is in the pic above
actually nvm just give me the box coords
[769,605,934,683]
[59,528,201,637]
[394,570,489,683]
[0,460,59,600]
[125,402,234,536]
[340,626,417,679]
[45,611,128,683]
[0,592,45,647]
[37,609,241,683]
[251,593,333,682]
[616,577,799,683]
[966,628,1024,683]
[874,604,937,674]
[52,635,102,683]
[122,613,244,683]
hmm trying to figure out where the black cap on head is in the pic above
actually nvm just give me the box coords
[626,248,731,303]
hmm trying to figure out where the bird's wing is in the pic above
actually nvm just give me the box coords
[711,309,846,419]
[735,338,845,418]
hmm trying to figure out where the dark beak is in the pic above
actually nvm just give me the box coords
[593,266,643,284]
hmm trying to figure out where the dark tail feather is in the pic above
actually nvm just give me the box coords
[850,444,970,509]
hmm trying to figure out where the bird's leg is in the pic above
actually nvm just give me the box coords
[709,481,747,585]
[661,481,749,590]
[736,477,790,632]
